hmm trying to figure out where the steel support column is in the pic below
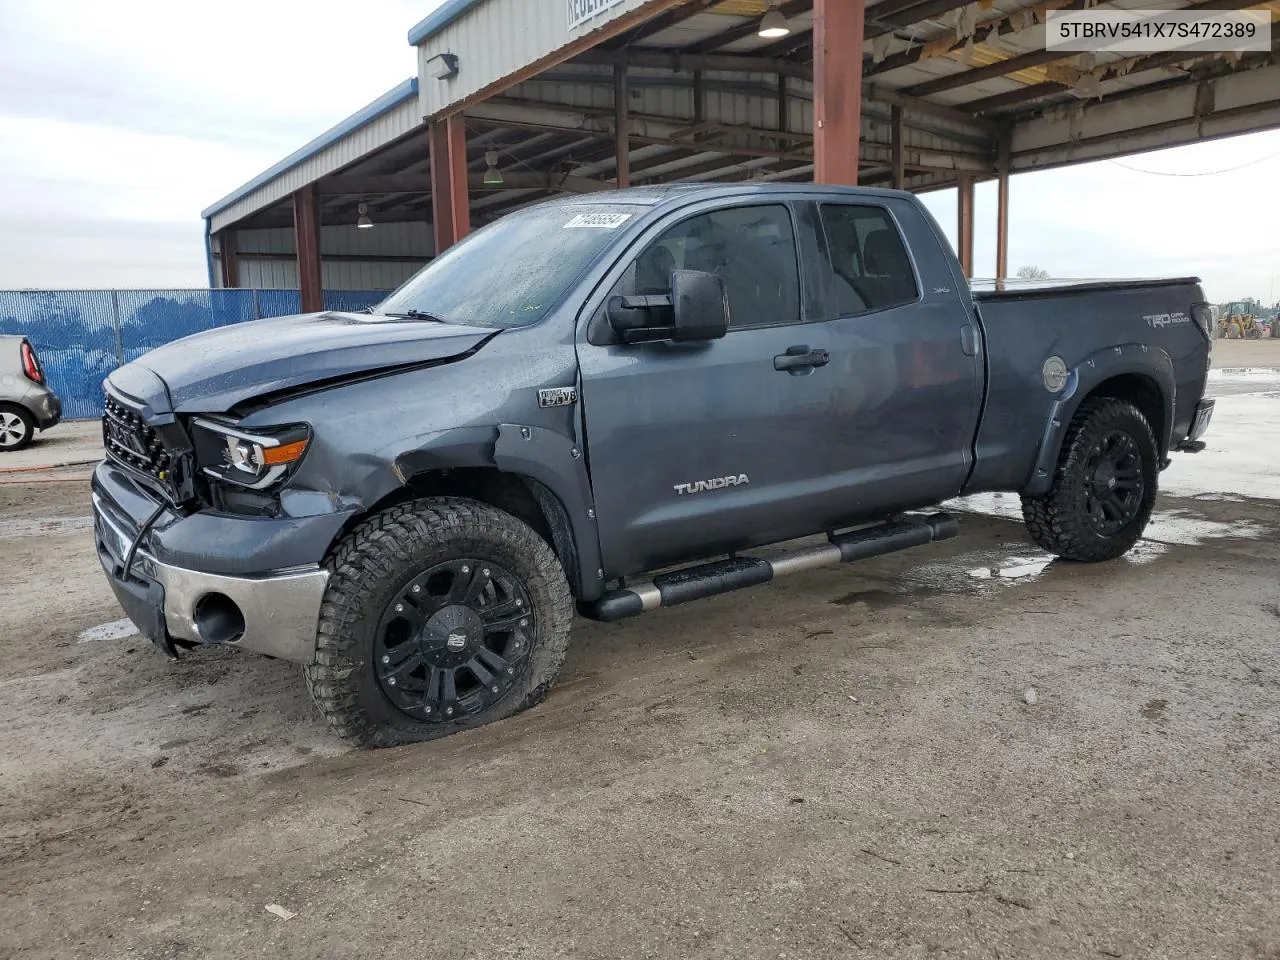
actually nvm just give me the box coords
[890,105,905,189]
[814,0,867,185]
[615,60,631,187]
[430,115,471,254]
[292,184,323,313]
[218,229,239,289]
[956,174,975,278]
[995,133,1010,281]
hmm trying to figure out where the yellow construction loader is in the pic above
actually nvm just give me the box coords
[1217,302,1262,339]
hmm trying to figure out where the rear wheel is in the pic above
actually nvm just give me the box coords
[306,497,573,748]
[1021,397,1158,562]
[0,405,35,452]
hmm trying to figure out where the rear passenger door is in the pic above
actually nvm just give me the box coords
[813,200,983,512]
[577,201,838,579]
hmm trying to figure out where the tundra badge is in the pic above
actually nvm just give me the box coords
[538,387,578,408]
[674,475,750,496]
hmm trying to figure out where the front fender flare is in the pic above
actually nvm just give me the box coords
[492,423,605,601]
[1022,343,1175,497]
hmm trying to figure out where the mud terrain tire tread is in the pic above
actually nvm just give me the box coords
[305,497,572,748]
[1020,397,1158,563]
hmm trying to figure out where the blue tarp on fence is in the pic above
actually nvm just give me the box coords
[0,289,386,419]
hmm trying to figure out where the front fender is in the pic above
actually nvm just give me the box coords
[387,424,604,601]
[1022,343,1175,497]
[493,423,604,602]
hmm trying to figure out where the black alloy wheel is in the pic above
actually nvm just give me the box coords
[374,559,535,722]
[1081,429,1146,537]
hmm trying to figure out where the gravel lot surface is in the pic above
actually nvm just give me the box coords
[2,340,1277,959]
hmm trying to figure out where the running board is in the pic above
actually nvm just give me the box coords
[586,513,959,623]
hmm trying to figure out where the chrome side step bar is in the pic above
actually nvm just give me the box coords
[586,513,959,623]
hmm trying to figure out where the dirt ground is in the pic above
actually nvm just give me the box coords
[2,343,1278,959]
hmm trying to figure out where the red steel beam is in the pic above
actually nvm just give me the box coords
[292,184,323,313]
[814,0,867,185]
[615,61,631,187]
[995,133,1010,280]
[430,115,471,254]
[956,174,975,278]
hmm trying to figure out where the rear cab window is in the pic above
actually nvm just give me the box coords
[817,204,920,318]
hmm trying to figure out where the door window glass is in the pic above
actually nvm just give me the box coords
[630,204,802,329]
[818,205,919,316]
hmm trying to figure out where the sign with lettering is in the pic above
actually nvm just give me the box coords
[568,0,626,31]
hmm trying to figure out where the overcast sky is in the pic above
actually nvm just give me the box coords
[1,0,1277,303]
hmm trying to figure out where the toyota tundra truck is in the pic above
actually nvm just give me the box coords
[92,184,1215,747]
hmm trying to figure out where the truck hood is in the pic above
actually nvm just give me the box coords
[115,311,496,414]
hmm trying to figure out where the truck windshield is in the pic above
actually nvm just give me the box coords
[376,203,642,328]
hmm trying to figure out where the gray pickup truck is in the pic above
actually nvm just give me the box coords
[92,184,1215,747]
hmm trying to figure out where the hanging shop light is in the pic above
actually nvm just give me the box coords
[356,202,374,229]
[483,150,505,186]
[758,1,791,38]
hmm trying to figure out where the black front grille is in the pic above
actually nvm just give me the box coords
[103,396,171,482]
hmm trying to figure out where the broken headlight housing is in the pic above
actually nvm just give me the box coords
[190,418,311,490]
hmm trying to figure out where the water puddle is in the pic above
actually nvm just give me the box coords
[76,619,139,644]
[1208,367,1280,385]
[944,493,1024,522]
[966,555,1055,581]
[1163,393,1280,500]
[902,546,1056,594]
[1143,510,1265,545]
[0,515,94,538]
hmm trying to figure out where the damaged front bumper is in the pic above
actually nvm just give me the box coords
[92,487,330,665]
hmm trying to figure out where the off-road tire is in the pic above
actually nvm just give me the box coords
[1021,397,1158,562]
[0,404,36,452]
[305,497,573,748]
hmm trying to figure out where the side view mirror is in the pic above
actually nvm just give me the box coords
[606,269,730,344]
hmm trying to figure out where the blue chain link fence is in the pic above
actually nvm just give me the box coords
[0,289,386,419]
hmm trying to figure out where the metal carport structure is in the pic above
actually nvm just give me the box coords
[203,0,1280,312]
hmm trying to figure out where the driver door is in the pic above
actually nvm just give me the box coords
[576,201,838,579]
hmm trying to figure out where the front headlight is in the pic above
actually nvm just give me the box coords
[190,418,311,490]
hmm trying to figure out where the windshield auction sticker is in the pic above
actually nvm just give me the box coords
[563,213,633,229]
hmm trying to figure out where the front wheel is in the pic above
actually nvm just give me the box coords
[1021,397,1158,562]
[306,497,573,748]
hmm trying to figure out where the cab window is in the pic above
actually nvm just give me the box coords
[818,204,919,317]
[624,204,802,329]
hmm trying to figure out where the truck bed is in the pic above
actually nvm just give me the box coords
[963,276,1211,494]
[970,277,1204,301]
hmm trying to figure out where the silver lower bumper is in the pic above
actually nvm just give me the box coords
[155,560,329,662]
[93,495,328,664]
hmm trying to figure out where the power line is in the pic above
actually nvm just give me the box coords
[1107,148,1280,177]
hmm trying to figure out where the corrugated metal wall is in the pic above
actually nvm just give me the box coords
[208,97,424,233]
[416,0,673,117]
[237,259,423,291]
[230,222,432,291]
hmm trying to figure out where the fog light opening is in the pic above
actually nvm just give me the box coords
[194,593,246,645]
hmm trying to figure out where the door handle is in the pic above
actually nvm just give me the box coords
[960,323,977,357]
[774,345,830,373]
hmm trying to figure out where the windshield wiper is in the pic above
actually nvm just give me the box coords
[381,309,453,324]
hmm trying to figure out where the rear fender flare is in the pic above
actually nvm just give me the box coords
[1023,344,1175,496]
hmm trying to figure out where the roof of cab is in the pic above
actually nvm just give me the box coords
[543,182,915,208]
